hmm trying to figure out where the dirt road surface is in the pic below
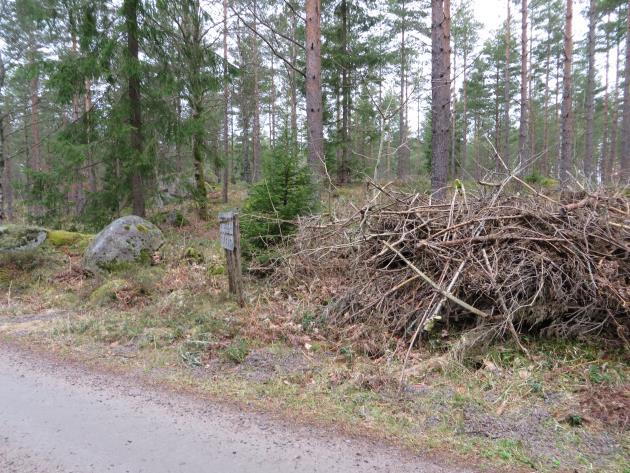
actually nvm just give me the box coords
[0,346,472,473]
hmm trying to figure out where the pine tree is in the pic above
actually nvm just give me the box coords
[431,0,451,198]
[559,0,573,187]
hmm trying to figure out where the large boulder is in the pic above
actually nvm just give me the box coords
[83,216,164,272]
[0,225,48,254]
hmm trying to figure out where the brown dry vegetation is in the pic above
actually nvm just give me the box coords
[0,184,628,472]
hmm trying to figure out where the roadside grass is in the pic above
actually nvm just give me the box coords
[1,185,628,473]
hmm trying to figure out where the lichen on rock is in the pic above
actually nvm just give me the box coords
[83,216,165,273]
[0,225,48,253]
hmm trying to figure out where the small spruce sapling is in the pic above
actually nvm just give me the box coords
[241,135,318,256]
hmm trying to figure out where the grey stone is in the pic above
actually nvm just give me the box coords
[83,216,164,272]
[0,225,48,254]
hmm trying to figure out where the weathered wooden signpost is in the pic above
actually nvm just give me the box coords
[219,210,244,306]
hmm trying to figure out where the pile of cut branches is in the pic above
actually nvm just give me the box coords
[279,182,629,358]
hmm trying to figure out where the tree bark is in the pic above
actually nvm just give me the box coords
[339,0,350,184]
[269,54,276,148]
[0,54,5,221]
[252,0,261,182]
[494,61,500,171]
[397,0,410,181]
[305,0,325,178]
[518,0,528,171]
[289,11,298,152]
[600,31,611,184]
[461,34,468,181]
[124,0,145,217]
[620,3,630,182]
[431,0,451,198]
[451,33,456,179]
[503,0,510,167]
[236,21,251,184]
[542,26,551,175]
[559,0,573,187]
[583,0,596,182]
[29,74,41,173]
[608,42,621,183]
[528,6,535,161]
[222,0,229,203]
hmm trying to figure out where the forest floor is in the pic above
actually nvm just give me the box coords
[0,185,628,473]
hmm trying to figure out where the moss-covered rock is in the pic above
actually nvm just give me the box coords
[83,216,165,273]
[0,225,48,253]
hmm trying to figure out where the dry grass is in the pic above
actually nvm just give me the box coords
[1,183,628,472]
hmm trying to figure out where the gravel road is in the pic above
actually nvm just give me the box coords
[0,345,472,473]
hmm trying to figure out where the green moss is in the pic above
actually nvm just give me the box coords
[183,247,204,264]
[89,279,127,306]
[136,223,149,234]
[98,260,134,272]
[207,263,225,275]
[46,230,93,249]
[124,225,131,231]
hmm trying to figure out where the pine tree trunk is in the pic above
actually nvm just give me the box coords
[236,21,251,184]
[528,7,535,161]
[503,0,510,167]
[431,0,451,198]
[608,43,621,183]
[583,0,596,182]
[474,115,481,181]
[270,55,276,148]
[0,54,5,221]
[451,38,456,179]
[339,0,350,184]
[124,0,145,217]
[252,0,261,182]
[29,74,41,173]
[461,44,468,181]
[289,12,298,153]
[242,113,251,184]
[518,0,529,171]
[222,0,229,203]
[620,3,630,182]
[335,84,341,179]
[600,33,611,184]
[495,63,501,171]
[559,0,573,187]
[397,0,410,181]
[554,49,562,176]
[542,29,551,175]
[305,0,325,177]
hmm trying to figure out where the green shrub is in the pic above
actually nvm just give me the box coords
[241,142,318,253]
[524,171,558,188]
[221,338,250,364]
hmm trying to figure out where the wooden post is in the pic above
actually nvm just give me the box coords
[219,210,244,306]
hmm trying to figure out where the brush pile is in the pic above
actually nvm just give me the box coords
[280,183,629,356]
